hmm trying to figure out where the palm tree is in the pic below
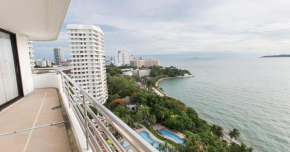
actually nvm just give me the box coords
[215,126,223,139]
[211,125,217,134]
[142,105,150,120]
[240,143,247,152]
[158,111,165,123]
[149,115,156,125]
[211,125,223,139]
[229,128,240,143]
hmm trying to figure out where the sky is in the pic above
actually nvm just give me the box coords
[34,0,290,61]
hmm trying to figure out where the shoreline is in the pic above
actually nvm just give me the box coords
[155,75,239,145]
[155,74,194,87]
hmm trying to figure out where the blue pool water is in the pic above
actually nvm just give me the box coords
[127,148,134,152]
[160,129,184,144]
[122,140,130,148]
[138,131,160,148]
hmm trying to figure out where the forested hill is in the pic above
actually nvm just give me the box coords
[149,66,191,77]
[261,54,290,58]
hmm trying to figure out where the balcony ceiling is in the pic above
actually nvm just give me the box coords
[0,0,70,41]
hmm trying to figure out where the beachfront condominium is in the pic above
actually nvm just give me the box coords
[130,57,160,67]
[54,47,64,65]
[68,24,108,103]
[27,41,35,69]
[115,51,133,66]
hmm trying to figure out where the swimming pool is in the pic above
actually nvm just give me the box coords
[138,131,160,148]
[160,129,184,144]
[127,148,134,152]
[122,140,131,148]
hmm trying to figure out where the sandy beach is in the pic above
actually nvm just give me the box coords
[155,75,194,87]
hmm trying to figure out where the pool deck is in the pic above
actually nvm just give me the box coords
[135,124,165,145]
[153,123,185,143]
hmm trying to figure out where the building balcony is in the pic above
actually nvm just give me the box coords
[0,88,75,152]
[1,69,157,152]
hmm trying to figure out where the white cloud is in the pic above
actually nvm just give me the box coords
[34,0,290,59]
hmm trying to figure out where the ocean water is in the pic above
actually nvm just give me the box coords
[159,58,290,152]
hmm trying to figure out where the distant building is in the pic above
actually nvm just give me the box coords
[36,60,46,67]
[46,60,52,67]
[27,41,35,69]
[54,48,64,65]
[36,59,51,67]
[35,59,51,67]
[115,51,133,66]
[123,71,133,76]
[132,69,151,77]
[121,68,133,72]
[130,57,159,67]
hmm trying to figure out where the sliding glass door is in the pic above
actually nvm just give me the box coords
[0,30,22,106]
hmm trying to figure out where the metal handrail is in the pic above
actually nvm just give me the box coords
[59,71,157,152]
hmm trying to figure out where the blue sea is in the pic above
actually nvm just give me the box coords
[159,58,290,152]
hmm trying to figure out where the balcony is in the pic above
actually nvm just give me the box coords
[0,88,74,152]
[0,69,157,152]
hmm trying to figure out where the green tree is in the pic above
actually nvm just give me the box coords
[229,128,240,143]
[107,76,136,97]
[149,115,156,125]
[136,110,143,127]
[211,125,223,139]
[158,111,165,123]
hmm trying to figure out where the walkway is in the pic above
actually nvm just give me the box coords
[0,88,72,152]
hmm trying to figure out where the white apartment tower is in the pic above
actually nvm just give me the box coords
[54,47,64,65]
[68,24,108,103]
[115,51,131,66]
[27,41,35,69]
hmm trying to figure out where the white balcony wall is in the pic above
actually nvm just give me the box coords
[33,73,62,90]
[16,34,34,95]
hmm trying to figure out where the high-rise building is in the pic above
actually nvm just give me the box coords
[115,51,132,66]
[130,57,160,67]
[54,47,64,65]
[27,41,35,69]
[68,24,108,103]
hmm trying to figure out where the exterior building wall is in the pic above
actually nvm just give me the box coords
[16,34,34,95]
[115,51,131,66]
[123,71,133,76]
[68,24,108,103]
[36,60,47,67]
[132,69,151,77]
[54,48,64,65]
[46,60,52,66]
[130,59,159,67]
[35,60,51,67]
[27,41,35,69]
[138,69,151,77]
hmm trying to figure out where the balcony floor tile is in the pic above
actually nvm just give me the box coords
[0,88,72,152]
